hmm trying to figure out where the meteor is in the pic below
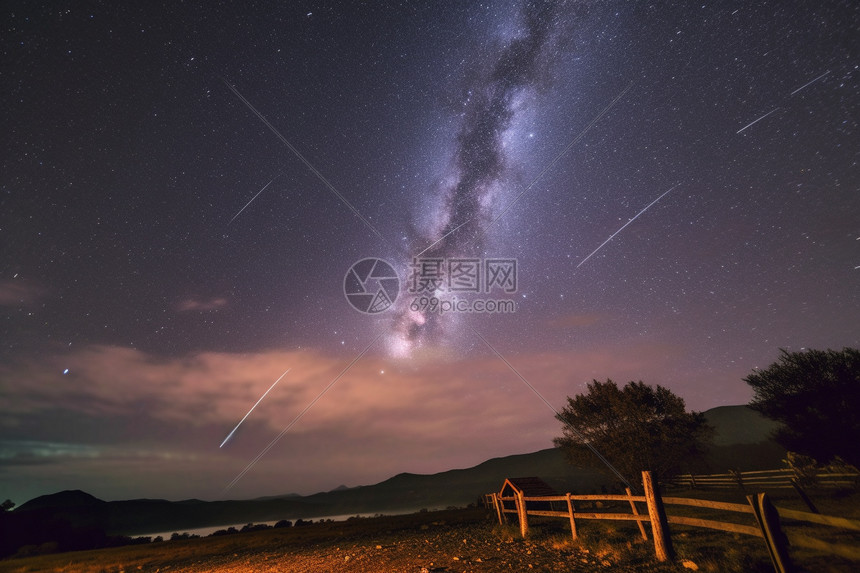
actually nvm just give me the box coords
[790,70,830,96]
[222,78,384,241]
[222,333,382,494]
[219,368,290,448]
[736,107,780,134]
[576,183,681,269]
[228,175,278,225]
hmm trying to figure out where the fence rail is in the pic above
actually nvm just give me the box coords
[669,468,860,490]
[488,471,860,573]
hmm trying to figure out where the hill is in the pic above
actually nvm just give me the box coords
[704,405,779,446]
[3,404,784,547]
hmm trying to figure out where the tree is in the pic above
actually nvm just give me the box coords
[744,347,860,466]
[553,380,713,488]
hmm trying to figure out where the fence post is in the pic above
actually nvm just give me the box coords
[748,492,795,573]
[790,479,819,514]
[626,487,648,541]
[689,473,697,490]
[492,493,504,524]
[642,471,674,562]
[565,493,578,540]
[516,490,529,537]
[730,469,745,491]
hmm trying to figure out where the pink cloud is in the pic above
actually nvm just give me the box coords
[0,278,47,306]
[176,297,229,312]
[2,339,752,500]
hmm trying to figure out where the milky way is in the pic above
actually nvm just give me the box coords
[1,0,857,503]
[389,0,565,354]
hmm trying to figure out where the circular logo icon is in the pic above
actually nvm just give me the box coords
[344,258,400,314]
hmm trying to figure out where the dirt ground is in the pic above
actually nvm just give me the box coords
[0,509,695,573]
[2,504,855,572]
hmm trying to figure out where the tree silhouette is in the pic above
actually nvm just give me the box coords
[744,347,860,466]
[554,379,713,487]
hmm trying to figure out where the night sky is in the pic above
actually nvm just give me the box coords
[2,1,858,504]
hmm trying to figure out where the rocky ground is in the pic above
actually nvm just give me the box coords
[0,508,780,573]
[152,522,681,573]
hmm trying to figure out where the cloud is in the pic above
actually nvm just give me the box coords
[0,338,750,501]
[176,297,229,312]
[0,278,47,306]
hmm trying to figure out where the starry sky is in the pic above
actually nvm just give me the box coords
[2,1,858,504]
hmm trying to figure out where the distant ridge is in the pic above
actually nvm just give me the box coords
[703,405,779,446]
[8,405,784,537]
[16,489,105,512]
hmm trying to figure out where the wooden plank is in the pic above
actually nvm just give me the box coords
[523,494,647,502]
[627,487,648,541]
[667,515,763,537]
[566,493,577,540]
[516,490,528,537]
[564,512,651,521]
[785,532,860,561]
[521,495,571,502]
[492,492,504,525]
[527,510,576,518]
[662,497,755,514]
[643,471,674,562]
[776,507,860,531]
[748,492,795,573]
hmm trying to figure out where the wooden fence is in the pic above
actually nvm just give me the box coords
[488,471,860,573]
[669,468,860,491]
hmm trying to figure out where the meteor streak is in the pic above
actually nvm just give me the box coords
[489,82,634,228]
[220,368,290,448]
[576,183,681,269]
[222,79,384,241]
[228,176,278,225]
[736,107,780,134]
[412,82,635,258]
[790,70,830,96]
[222,333,383,494]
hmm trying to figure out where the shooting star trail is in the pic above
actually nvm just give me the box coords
[222,78,384,241]
[222,332,383,495]
[489,81,634,228]
[576,183,681,269]
[791,70,830,96]
[413,82,634,258]
[736,107,780,134]
[471,327,633,490]
[228,176,278,225]
[220,368,290,448]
